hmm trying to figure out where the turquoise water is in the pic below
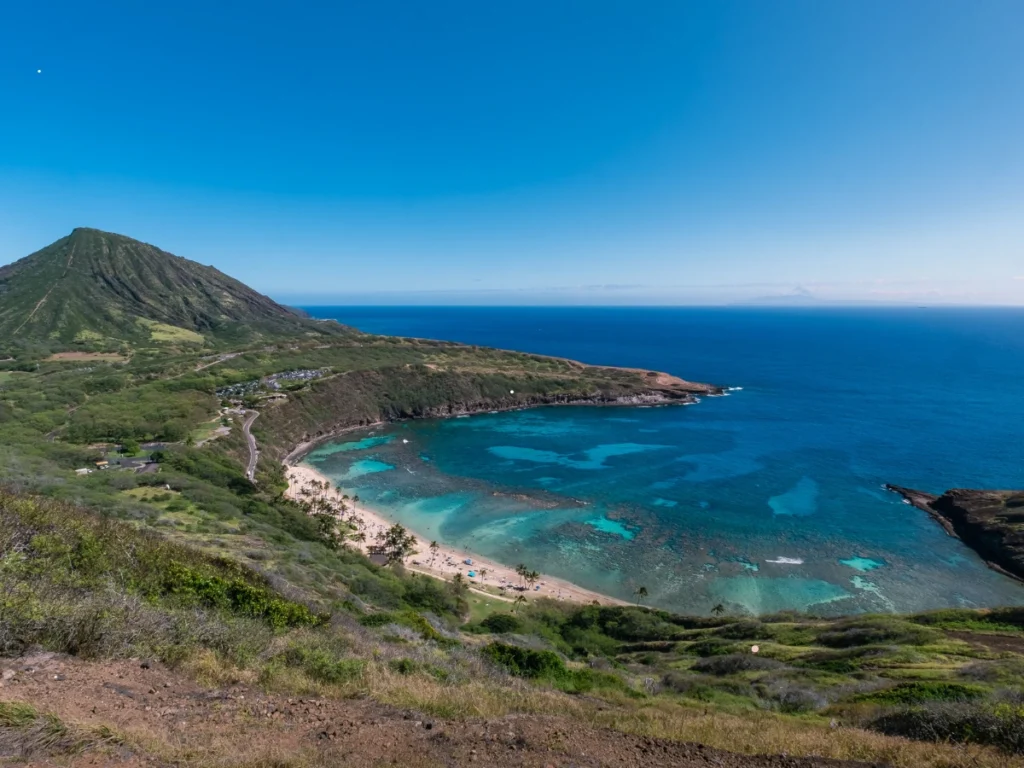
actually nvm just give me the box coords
[302,307,1024,616]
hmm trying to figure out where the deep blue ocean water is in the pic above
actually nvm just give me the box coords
[301,306,1024,615]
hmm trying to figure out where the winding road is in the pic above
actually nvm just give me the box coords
[242,410,259,482]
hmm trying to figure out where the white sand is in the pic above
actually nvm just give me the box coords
[286,463,626,607]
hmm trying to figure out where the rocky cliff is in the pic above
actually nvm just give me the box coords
[887,485,1024,582]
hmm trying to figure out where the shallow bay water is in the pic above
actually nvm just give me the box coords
[302,307,1024,615]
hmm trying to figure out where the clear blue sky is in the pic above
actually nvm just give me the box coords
[2,1,1022,304]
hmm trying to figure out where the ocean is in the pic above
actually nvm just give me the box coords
[299,306,1024,615]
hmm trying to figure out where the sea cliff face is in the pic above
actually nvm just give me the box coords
[887,485,1024,582]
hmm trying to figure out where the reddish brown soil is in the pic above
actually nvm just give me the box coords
[0,654,875,768]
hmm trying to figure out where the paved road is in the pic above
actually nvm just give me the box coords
[242,410,259,482]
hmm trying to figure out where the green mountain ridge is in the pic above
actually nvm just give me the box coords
[0,227,339,354]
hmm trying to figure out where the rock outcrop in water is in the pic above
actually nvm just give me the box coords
[887,485,1024,582]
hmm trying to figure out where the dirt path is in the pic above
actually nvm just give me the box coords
[12,242,76,336]
[0,654,871,768]
[194,352,240,372]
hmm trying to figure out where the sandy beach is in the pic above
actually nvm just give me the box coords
[285,463,626,607]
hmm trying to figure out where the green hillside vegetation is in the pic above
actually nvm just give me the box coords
[3,488,1024,766]
[0,228,345,357]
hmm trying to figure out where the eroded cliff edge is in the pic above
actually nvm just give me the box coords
[887,485,1024,583]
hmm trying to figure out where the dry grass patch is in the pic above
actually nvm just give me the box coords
[45,351,126,361]
[588,700,1023,768]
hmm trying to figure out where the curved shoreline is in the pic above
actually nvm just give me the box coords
[282,391,710,466]
[285,462,628,607]
[278,381,722,608]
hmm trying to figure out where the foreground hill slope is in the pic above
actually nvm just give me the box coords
[0,227,337,354]
[2,489,1023,767]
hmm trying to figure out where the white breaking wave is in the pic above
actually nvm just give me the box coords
[766,557,804,565]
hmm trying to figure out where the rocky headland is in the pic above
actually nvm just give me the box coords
[887,485,1024,583]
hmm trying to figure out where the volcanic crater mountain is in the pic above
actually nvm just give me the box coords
[0,227,336,354]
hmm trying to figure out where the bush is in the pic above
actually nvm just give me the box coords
[482,642,567,679]
[757,680,829,713]
[278,644,364,685]
[816,618,940,648]
[691,653,785,676]
[481,613,522,634]
[854,681,988,706]
[911,608,1024,633]
[686,638,745,658]
[714,621,764,640]
[480,641,629,695]
[163,563,324,629]
[358,610,452,643]
[869,701,1024,754]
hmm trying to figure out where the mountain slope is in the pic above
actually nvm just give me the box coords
[0,228,338,351]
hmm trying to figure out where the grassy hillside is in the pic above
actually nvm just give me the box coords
[0,228,344,356]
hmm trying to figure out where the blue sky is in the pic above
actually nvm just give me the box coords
[1,1,1022,305]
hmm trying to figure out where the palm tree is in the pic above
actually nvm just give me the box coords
[513,594,527,614]
[711,603,725,617]
[634,586,649,606]
[429,540,439,564]
[526,570,540,591]
[515,564,528,587]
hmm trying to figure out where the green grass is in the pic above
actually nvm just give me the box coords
[138,318,206,344]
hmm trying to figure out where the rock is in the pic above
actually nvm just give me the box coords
[887,485,1024,581]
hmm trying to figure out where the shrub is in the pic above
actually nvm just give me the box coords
[278,644,364,685]
[662,672,719,701]
[359,610,452,643]
[816,618,939,648]
[757,680,829,713]
[685,638,739,657]
[691,653,785,676]
[482,642,567,679]
[389,658,418,675]
[480,641,629,695]
[911,608,1024,632]
[481,613,522,634]
[162,563,324,629]
[714,621,764,640]
[868,701,1024,754]
[854,682,988,706]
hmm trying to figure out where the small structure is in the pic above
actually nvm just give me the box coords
[467,571,476,578]
[74,468,91,476]
[94,460,109,470]
[366,544,390,567]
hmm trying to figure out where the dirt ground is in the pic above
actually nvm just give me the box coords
[0,654,877,768]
